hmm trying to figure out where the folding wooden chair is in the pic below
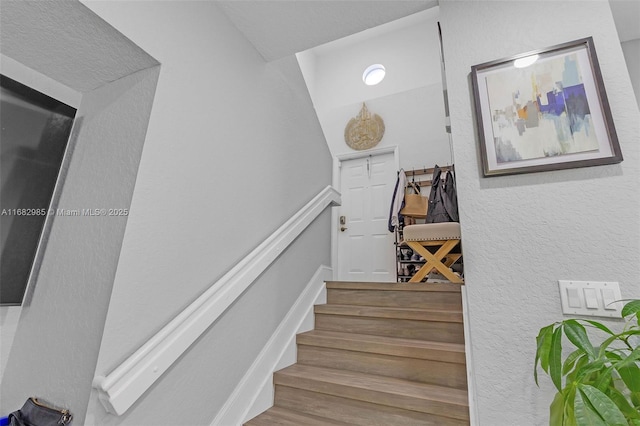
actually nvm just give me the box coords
[403,222,463,284]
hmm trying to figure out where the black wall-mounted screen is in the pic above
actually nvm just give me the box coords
[0,75,76,305]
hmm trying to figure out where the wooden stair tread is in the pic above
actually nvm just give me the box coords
[327,281,462,292]
[275,364,469,420]
[315,304,463,323]
[245,406,350,425]
[297,329,466,363]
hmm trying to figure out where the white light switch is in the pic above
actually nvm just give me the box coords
[584,288,598,309]
[602,289,617,310]
[558,280,622,317]
[567,288,581,308]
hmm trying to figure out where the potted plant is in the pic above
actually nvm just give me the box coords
[534,299,640,425]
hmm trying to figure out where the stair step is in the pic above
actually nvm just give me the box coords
[297,330,467,389]
[275,386,469,426]
[315,304,462,323]
[244,406,350,425]
[297,330,466,363]
[326,281,463,310]
[274,364,469,421]
[326,281,462,292]
[327,281,462,293]
[315,306,465,343]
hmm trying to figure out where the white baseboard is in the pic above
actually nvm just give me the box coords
[212,265,332,426]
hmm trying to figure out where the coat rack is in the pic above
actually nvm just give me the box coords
[406,165,453,187]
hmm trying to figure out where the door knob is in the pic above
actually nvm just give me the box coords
[340,226,348,232]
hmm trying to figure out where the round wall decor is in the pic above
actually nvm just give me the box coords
[344,103,385,151]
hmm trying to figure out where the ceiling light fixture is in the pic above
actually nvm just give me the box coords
[363,64,386,85]
[514,54,539,68]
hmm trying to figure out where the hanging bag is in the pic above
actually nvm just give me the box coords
[400,181,427,218]
[7,398,72,426]
[426,165,459,223]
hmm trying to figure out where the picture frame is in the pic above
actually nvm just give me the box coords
[471,37,622,177]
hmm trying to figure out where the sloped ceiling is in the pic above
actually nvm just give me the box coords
[216,0,437,61]
[0,1,158,92]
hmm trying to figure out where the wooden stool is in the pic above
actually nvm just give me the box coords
[403,222,463,284]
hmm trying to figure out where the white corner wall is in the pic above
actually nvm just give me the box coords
[81,1,333,425]
[439,1,640,425]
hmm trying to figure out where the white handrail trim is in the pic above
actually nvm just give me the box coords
[93,186,341,416]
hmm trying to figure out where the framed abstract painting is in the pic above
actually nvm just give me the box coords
[471,37,622,177]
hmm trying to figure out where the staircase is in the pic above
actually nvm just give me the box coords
[245,281,469,425]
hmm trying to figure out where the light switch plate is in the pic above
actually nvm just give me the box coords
[558,280,623,318]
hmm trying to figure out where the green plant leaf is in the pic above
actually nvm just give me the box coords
[607,387,640,419]
[574,387,607,426]
[617,364,640,392]
[565,320,596,359]
[550,325,564,391]
[576,360,605,383]
[568,355,590,383]
[564,350,585,375]
[632,391,640,407]
[604,351,623,361]
[622,300,640,320]
[577,385,627,426]
[617,346,640,367]
[583,320,615,336]
[536,324,555,385]
[592,365,613,392]
[550,391,566,426]
[565,385,578,426]
[598,330,640,358]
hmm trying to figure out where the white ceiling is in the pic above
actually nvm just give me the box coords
[216,0,437,61]
[217,0,638,61]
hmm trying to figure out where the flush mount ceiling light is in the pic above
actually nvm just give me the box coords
[513,54,539,68]
[362,64,386,85]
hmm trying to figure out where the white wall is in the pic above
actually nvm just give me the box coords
[0,1,160,420]
[440,1,640,425]
[300,8,452,171]
[621,39,640,109]
[80,1,333,425]
[0,306,20,384]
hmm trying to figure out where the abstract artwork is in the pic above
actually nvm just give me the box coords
[471,37,622,176]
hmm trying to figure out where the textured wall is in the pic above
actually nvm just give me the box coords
[0,4,159,421]
[439,1,640,425]
[0,1,157,92]
[81,1,333,424]
[0,66,160,421]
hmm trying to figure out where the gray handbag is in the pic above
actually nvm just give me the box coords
[8,398,72,426]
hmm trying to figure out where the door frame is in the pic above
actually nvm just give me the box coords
[331,145,400,280]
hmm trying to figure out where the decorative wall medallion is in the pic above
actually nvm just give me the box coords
[344,103,385,151]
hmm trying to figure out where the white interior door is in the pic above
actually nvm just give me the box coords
[337,152,396,282]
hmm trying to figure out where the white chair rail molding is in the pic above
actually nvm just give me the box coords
[92,186,341,416]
